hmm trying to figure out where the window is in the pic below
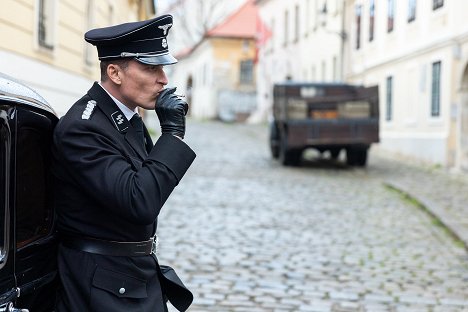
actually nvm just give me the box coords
[294,5,300,42]
[37,0,55,49]
[240,60,254,84]
[433,0,443,10]
[284,10,289,46]
[408,0,416,22]
[15,107,54,248]
[386,76,393,121]
[355,5,362,49]
[369,0,375,41]
[431,61,441,117]
[85,0,95,65]
[387,0,395,33]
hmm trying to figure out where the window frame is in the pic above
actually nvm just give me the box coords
[386,76,393,121]
[294,4,300,43]
[84,0,96,66]
[433,0,444,10]
[355,5,362,50]
[284,9,289,46]
[387,0,395,33]
[408,0,416,23]
[369,0,375,42]
[37,0,56,50]
[240,59,254,85]
[431,61,441,117]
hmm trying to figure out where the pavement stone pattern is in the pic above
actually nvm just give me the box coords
[155,121,468,312]
[372,157,468,250]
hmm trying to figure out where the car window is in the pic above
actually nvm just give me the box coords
[15,107,54,248]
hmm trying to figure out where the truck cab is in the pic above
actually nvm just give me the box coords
[270,82,379,166]
[0,73,58,311]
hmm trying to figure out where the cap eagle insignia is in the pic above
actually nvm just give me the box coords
[158,23,172,35]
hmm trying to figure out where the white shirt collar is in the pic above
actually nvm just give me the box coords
[98,82,138,120]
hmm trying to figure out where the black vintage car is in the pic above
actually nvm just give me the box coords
[0,73,58,311]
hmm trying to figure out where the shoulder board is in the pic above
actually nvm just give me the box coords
[81,100,97,120]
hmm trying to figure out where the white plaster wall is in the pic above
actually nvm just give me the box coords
[254,0,344,123]
[345,0,468,167]
[169,41,217,119]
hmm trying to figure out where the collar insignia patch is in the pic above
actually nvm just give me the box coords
[111,111,129,132]
[81,100,96,120]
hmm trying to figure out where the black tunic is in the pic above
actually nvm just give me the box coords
[52,82,195,311]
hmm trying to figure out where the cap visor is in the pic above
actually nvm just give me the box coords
[136,53,178,65]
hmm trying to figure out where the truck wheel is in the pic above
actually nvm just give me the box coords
[279,136,301,166]
[355,147,368,166]
[345,148,356,166]
[346,146,368,166]
[330,148,341,160]
[269,122,280,159]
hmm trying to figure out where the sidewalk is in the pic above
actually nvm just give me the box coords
[369,150,468,251]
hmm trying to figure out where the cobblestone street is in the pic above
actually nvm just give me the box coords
[157,121,468,312]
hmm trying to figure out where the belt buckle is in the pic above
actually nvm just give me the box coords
[151,235,159,255]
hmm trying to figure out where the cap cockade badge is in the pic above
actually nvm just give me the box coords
[161,38,168,48]
[81,100,96,120]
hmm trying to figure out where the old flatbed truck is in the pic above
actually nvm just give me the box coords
[270,82,379,167]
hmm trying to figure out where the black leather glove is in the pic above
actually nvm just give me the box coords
[155,87,188,139]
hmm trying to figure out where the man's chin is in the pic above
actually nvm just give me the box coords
[139,102,156,110]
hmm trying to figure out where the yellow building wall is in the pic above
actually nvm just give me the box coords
[211,37,256,89]
[0,0,154,80]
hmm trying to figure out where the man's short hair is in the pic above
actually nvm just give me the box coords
[100,59,130,82]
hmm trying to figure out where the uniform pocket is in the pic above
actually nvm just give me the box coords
[92,267,148,299]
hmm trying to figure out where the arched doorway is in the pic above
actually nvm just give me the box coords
[459,64,468,170]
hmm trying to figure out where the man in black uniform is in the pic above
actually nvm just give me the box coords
[52,14,195,312]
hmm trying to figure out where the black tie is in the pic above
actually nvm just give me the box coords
[130,114,145,148]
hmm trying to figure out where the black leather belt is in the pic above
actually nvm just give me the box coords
[61,236,158,257]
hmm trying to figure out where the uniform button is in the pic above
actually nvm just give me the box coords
[119,287,126,294]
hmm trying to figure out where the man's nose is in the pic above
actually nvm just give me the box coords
[158,69,169,85]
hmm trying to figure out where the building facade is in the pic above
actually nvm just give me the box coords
[346,0,468,169]
[253,0,345,123]
[1,0,155,116]
[169,0,257,121]
[255,0,468,170]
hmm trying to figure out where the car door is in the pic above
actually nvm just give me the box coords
[0,80,58,311]
[13,105,58,311]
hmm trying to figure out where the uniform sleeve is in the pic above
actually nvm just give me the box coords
[53,120,196,225]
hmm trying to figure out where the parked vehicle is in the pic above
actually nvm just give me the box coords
[270,82,379,166]
[0,73,58,311]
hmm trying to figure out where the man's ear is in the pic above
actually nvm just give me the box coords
[107,64,122,85]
